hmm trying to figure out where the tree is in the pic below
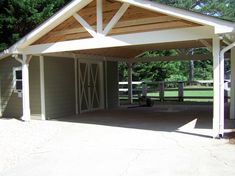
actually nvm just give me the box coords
[154,0,235,21]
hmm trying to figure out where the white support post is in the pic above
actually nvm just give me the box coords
[22,54,31,121]
[40,56,46,120]
[74,57,79,114]
[212,36,221,138]
[230,48,235,119]
[219,45,225,136]
[127,63,133,104]
[96,0,103,34]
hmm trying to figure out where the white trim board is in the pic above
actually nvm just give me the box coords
[24,26,214,54]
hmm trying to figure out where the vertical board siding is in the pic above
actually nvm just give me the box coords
[106,61,119,108]
[29,56,41,119]
[44,57,75,119]
[0,57,22,118]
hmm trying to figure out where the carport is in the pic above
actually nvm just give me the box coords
[0,0,235,138]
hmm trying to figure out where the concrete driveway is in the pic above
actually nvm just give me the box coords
[1,105,235,176]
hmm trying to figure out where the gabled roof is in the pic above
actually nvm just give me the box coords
[0,0,235,59]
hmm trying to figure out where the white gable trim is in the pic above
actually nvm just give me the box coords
[116,0,235,34]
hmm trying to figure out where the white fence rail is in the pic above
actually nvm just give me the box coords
[119,80,231,102]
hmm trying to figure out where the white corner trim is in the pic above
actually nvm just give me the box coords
[103,3,130,35]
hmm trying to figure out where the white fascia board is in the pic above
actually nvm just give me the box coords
[0,45,20,60]
[24,26,214,55]
[116,0,235,34]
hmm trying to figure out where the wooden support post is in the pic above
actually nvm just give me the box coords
[22,54,31,121]
[159,82,164,102]
[40,56,46,120]
[212,36,221,138]
[142,83,147,97]
[178,82,184,102]
[127,63,133,104]
[230,48,235,119]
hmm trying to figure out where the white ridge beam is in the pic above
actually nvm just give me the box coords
[73,13,97,38]
[103,3,130,35]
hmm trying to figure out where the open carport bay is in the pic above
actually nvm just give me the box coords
[1,104,235,176]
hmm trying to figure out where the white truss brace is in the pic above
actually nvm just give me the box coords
[73,13,97,38]
[103,3,130,35]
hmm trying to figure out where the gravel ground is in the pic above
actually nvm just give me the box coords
[0,118,63,173]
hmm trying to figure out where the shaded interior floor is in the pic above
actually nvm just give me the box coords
[53,103,235,138]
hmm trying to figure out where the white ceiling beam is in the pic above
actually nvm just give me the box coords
[116,0,235,34]
[97,0,103,34]
[103,3,130,35]
[23,26,214,55]
[73,13,97,38]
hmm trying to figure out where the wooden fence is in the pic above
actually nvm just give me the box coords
[119,80,230,102]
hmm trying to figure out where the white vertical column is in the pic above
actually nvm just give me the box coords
[96,0,103,34]
[40,56,46,120]
[230,48,235,120]
[74,57,79,114]
[22,54,31,121]
[127,63,133,104]
[219,45,225,136]
[212,36,221,138]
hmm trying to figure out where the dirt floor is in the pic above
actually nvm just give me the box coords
[0,105,235,176]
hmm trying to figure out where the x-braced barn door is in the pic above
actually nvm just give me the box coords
[78,60,104,113]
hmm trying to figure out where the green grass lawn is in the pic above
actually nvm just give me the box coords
[120,86,231,102]
[147,90,214,97]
